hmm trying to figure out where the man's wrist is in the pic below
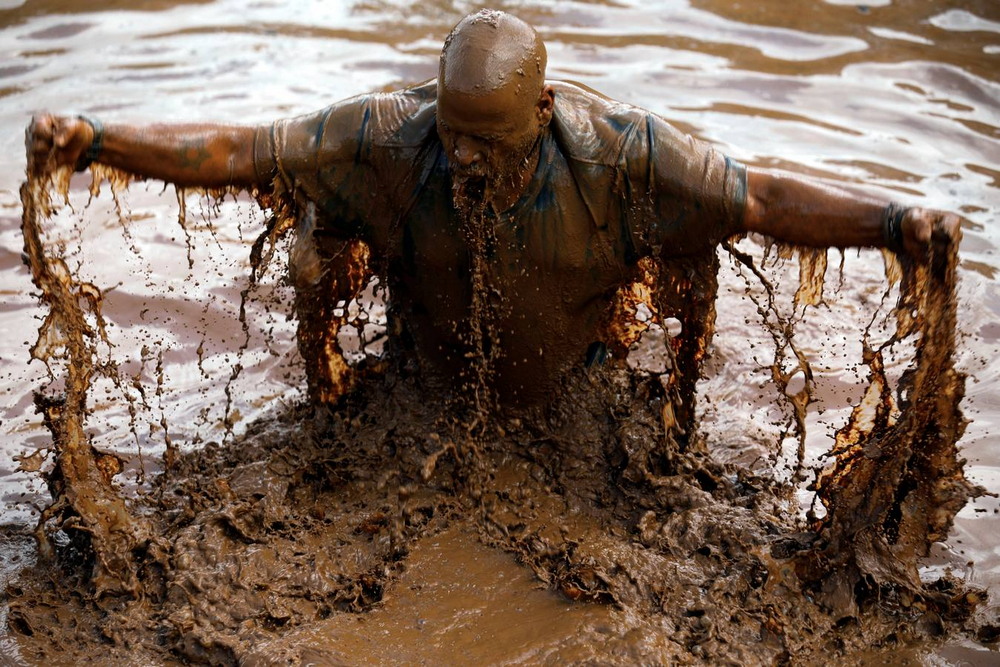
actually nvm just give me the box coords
[74,114,104,172]
[882,202,907,253]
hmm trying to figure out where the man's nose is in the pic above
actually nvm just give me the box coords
[452,138,483,168]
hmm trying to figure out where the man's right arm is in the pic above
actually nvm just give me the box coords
[27,114,271,189]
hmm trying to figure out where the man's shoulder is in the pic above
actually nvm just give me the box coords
[364,80,439,148]
[550,80,649,167]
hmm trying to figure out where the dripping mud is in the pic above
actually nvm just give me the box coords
[5,165,997,665]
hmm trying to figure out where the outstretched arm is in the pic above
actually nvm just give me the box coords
[741,167,961,258]
[27,114,270,189]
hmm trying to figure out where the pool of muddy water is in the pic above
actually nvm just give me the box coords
[1,0,999,664]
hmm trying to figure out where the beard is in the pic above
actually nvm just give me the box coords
[448,131,541,221]
[450,171,490,223]
[446,132,542,414]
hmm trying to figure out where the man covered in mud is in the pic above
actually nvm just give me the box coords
[18,13,984,661]
[29,9,959,415]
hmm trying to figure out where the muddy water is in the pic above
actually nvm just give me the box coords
[1,0,999,664]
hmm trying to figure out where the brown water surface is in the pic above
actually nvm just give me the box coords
[1,0,999,664]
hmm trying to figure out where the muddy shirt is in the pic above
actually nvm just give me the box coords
[255,80,747,406]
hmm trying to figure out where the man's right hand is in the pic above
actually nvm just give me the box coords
[27,114,95,175]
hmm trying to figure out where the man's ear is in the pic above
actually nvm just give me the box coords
[536,85,555,126]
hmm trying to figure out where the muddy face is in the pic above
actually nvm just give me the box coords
[437,83,546,213]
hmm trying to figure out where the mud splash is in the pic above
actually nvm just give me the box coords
[6,158,990,663]
[797,235,983,618]
[17,163,151,599]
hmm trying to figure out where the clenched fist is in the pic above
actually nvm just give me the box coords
[899,207,963,257]
[26,114,98,175]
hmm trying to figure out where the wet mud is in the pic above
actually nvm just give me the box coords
[5,156,994,665]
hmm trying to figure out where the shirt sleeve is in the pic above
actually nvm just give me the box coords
[623,112,747,257]
[254,95,381,241]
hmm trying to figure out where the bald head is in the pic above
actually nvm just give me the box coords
[440,9,547,97]
[436,11,555,211]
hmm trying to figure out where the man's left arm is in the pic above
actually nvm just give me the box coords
[741,167,962,258]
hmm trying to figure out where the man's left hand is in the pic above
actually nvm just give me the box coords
[901,207,962,258]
